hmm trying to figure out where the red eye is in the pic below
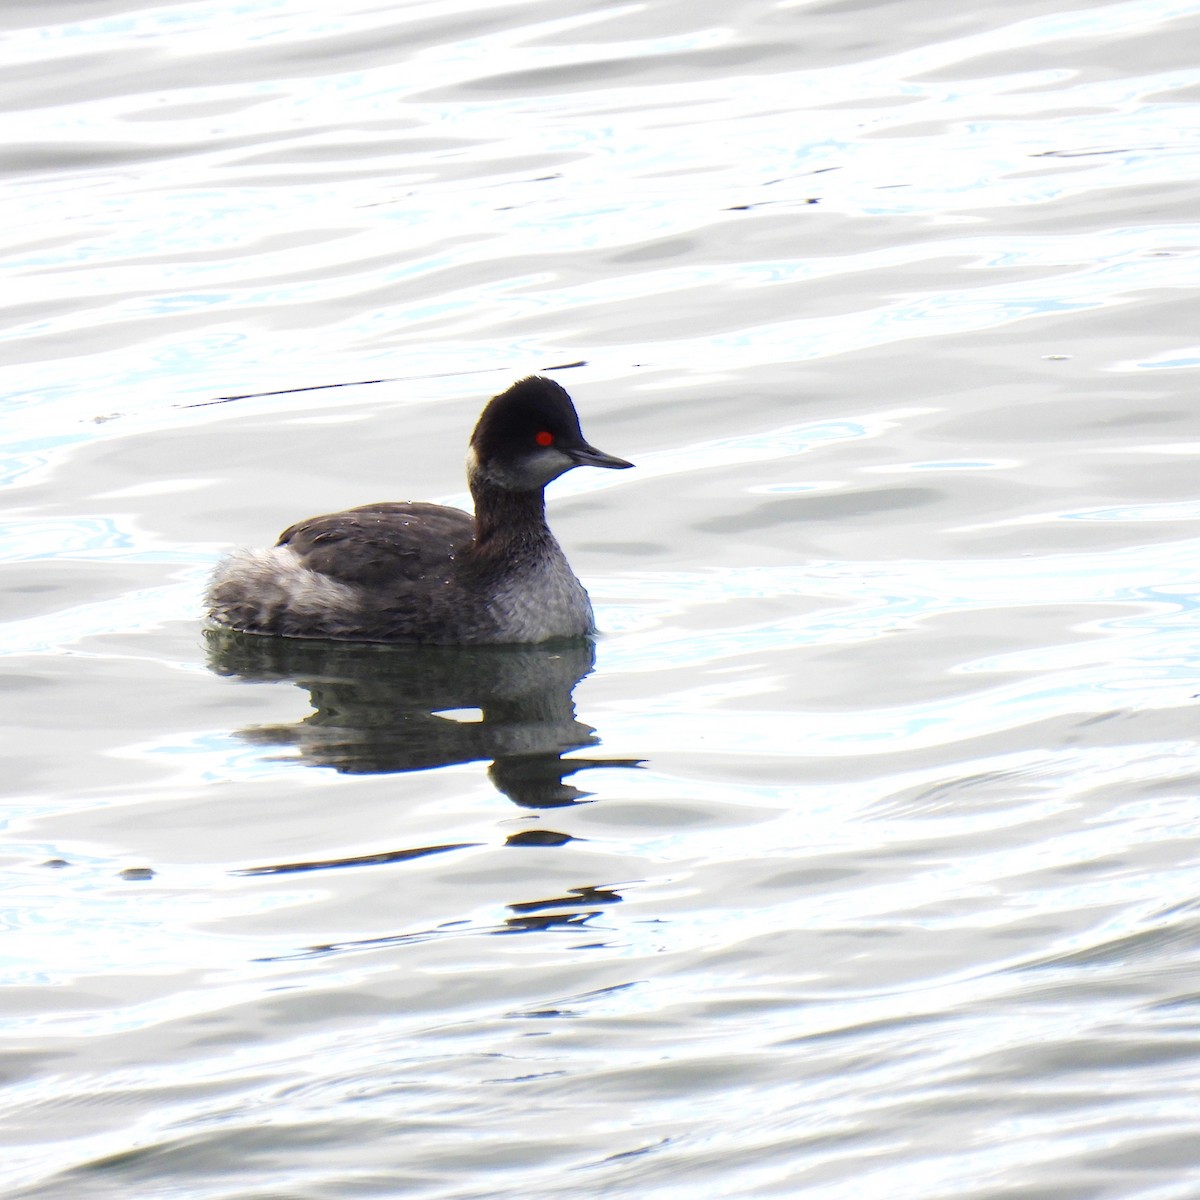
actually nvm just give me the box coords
[535,431,554,447]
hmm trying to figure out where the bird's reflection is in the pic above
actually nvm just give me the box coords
[206,629,643,957]
[205,627,638,808]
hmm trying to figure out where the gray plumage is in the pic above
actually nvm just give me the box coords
[205,377,632,644]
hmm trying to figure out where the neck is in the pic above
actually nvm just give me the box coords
[469,472,552,554]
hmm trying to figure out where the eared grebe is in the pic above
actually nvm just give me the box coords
[205,376,633,644]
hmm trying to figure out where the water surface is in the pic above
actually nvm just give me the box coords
[3,0,1200,1196]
